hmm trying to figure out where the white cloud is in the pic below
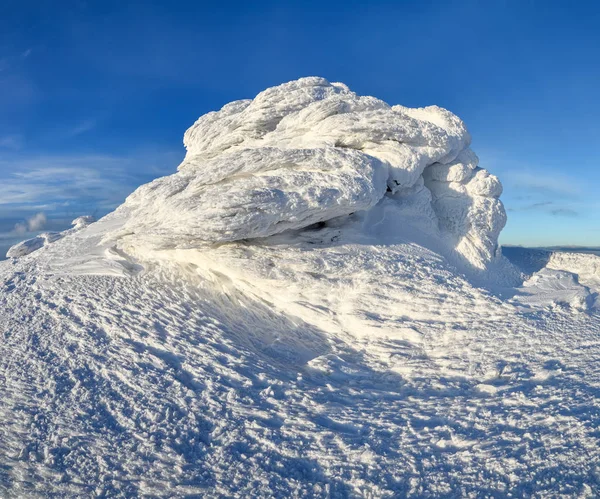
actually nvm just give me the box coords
[14,212,47,234]
[27,212,47,230]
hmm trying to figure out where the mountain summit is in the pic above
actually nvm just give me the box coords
[2,78,600,497]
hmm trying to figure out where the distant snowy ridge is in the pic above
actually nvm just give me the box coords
[114,77,508,275]
[6,216,94,258]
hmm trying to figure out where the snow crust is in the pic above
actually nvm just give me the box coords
[117,77,507,274]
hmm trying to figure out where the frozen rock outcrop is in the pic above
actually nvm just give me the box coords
[117,77,507,271]
[71,215,95,230]
[6,232,63,258]
[423,149,506,269]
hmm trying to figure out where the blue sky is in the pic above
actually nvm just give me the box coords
[1,0,599,250]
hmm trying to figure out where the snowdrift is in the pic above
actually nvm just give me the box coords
[116,77,508,274]
[505,247,600,310]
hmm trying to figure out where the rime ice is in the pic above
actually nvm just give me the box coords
[119,77,505,270]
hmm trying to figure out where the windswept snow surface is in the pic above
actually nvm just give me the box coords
[2,78,600,498]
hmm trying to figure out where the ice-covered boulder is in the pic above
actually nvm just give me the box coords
[117,77,508,271]
[71,215,95,230]
[6,232,63,258]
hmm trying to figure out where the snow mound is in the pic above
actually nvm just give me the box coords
[117,77,507,273]
[6,216,95,258]
[505,247,600,311]
[546,251,600,289]
[514,268,595,311]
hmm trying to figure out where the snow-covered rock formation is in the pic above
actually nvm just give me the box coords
[2,78,600,498]
[6,231,63,258]
[116,77,508,275]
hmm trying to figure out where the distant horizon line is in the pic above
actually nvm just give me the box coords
[503,244,600,251]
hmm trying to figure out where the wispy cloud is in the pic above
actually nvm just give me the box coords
[0,157,136,208]
[14,212,46,234]
[550,208,579,217]
[507,200,580,218]
[508,201,553,212]
[504,170,581,198]
[494,163,593,225]
[0,134,24,150]
[0,47,33,73]
[0,151,180,216]
[66,119,97,137]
